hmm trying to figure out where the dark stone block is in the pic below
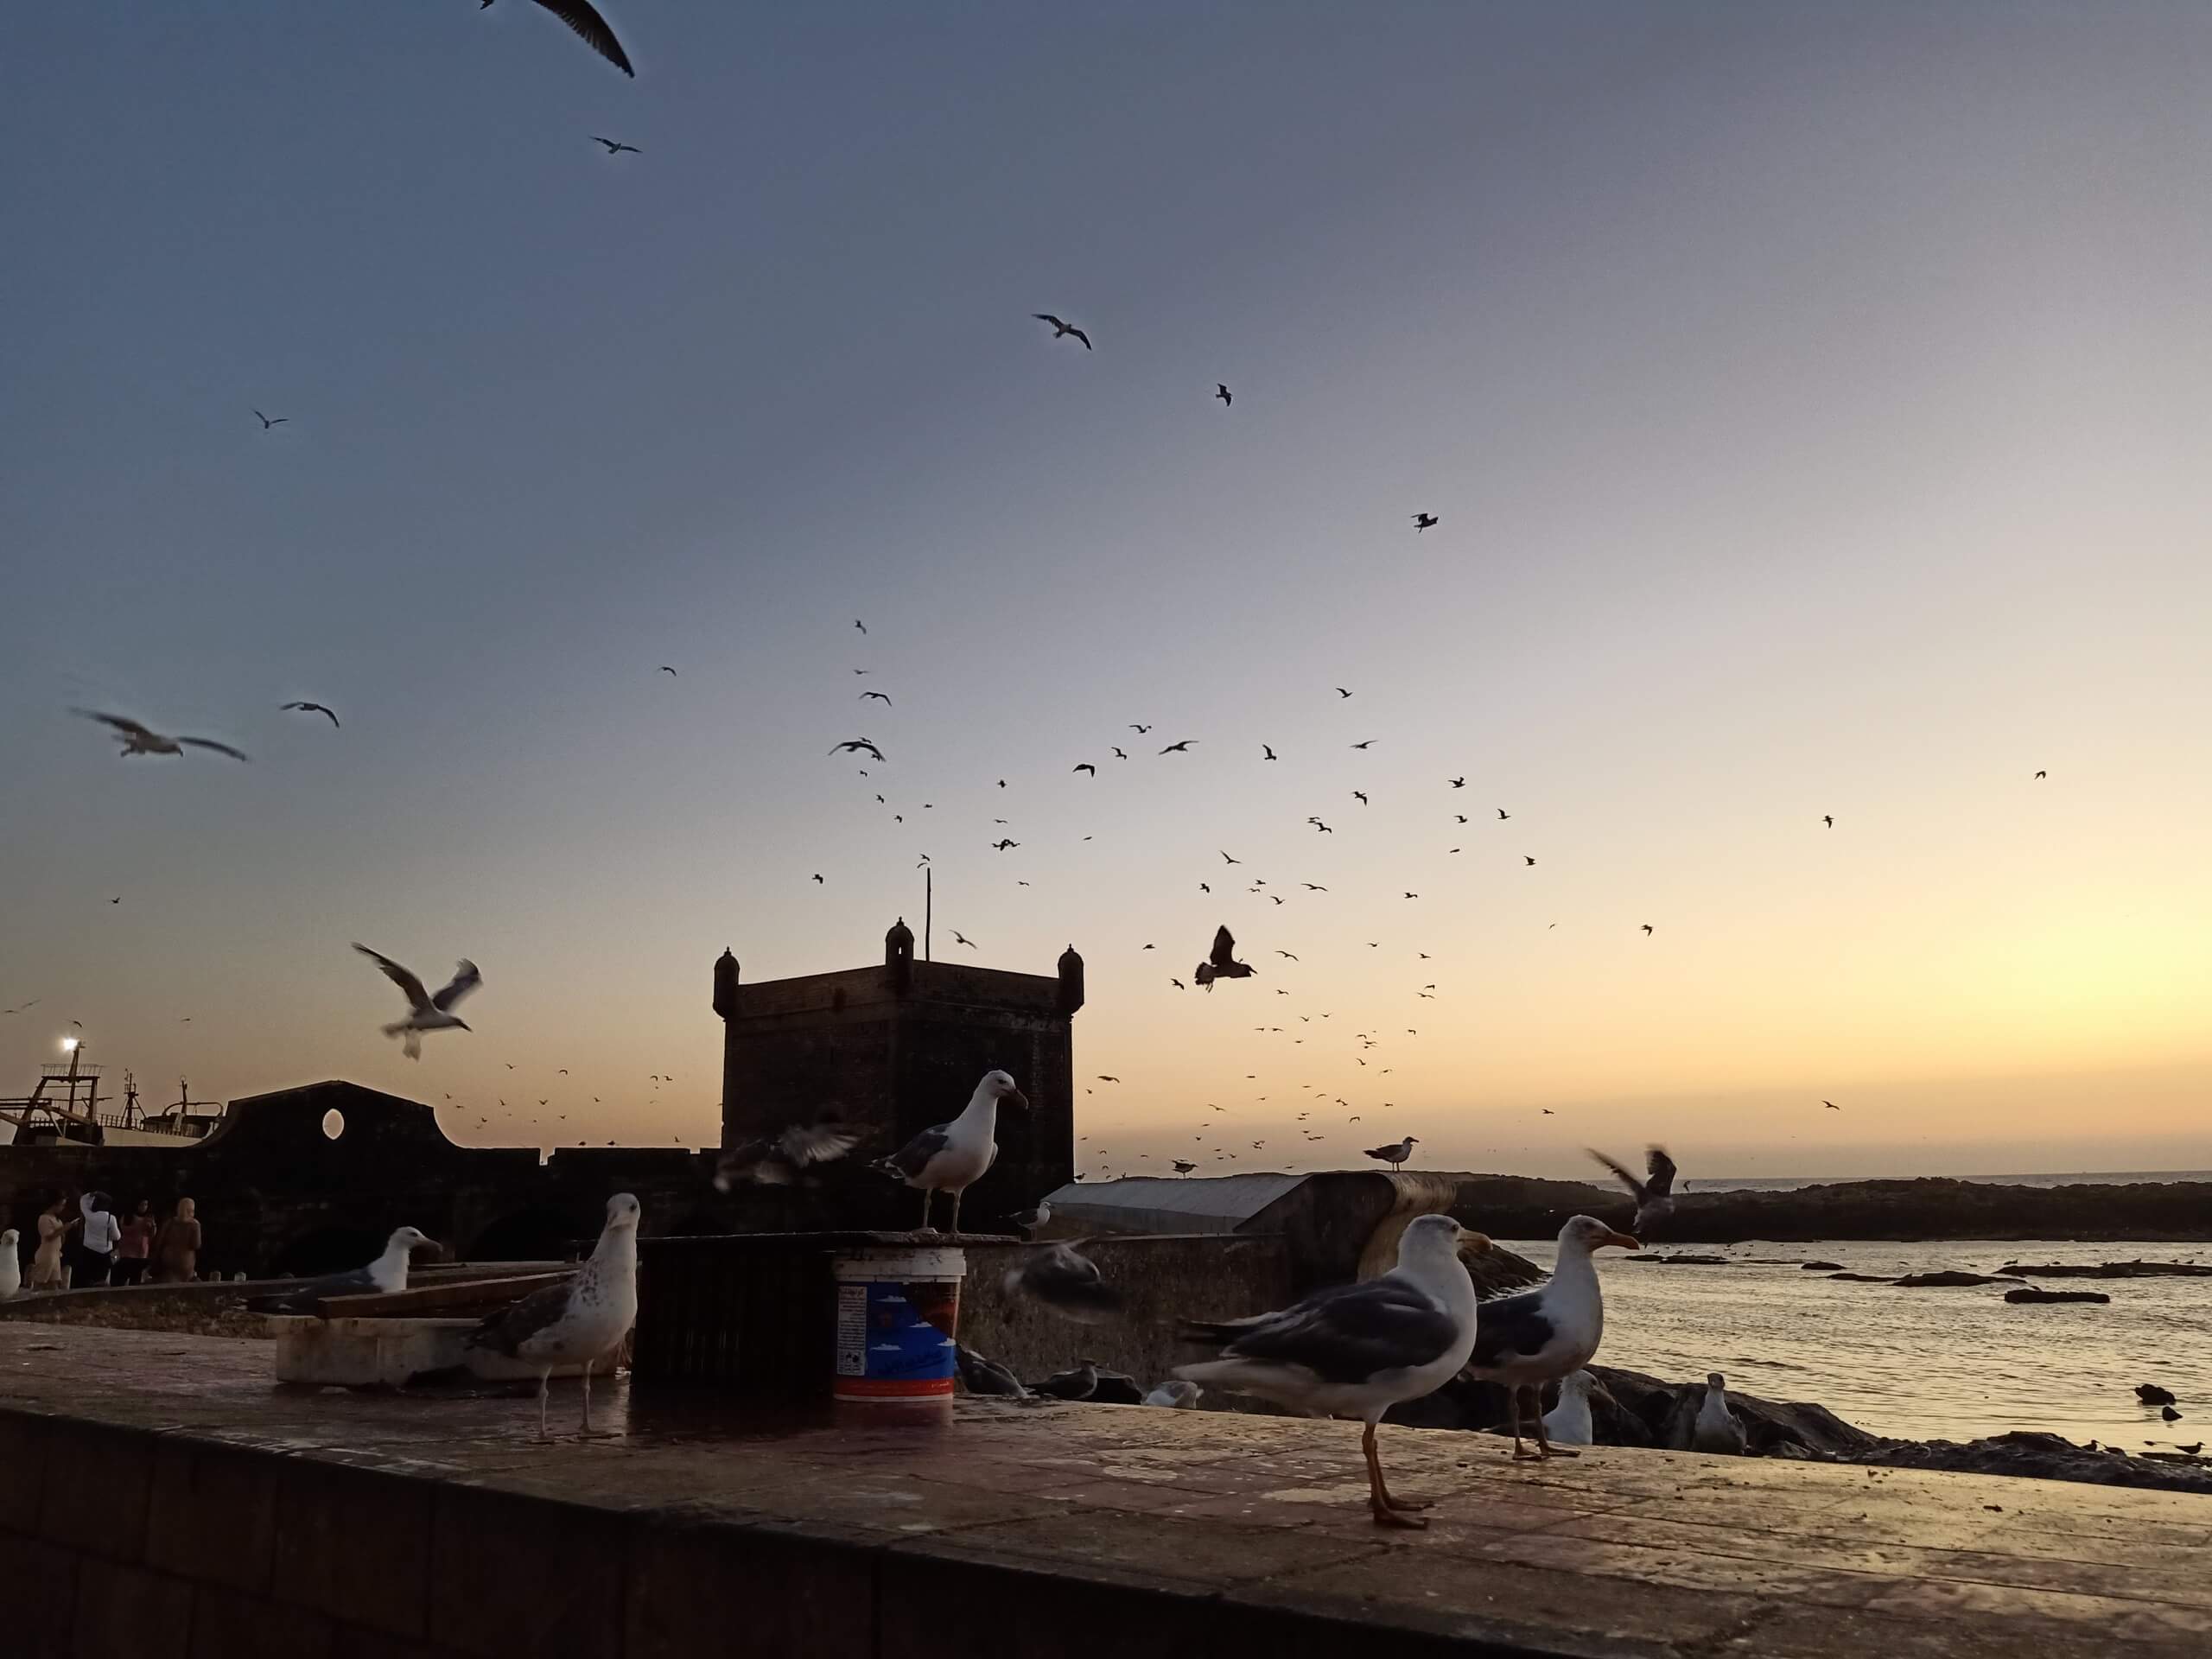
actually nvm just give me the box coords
[0,1535,79,1633]
[149,1440,280,1591]
[73,1560,193,1659]
[270,1463,431,1638]
[625,1518,874,1659]
[190,1584,338,1659]
[0,1411,48,1522]
[38,1421,154,1561]
[427,1486,624,1658]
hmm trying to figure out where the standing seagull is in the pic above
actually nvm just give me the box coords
[1032,314,1092,348]
[467,1194,642,1438]
[1176,1215,1491,1528]
[352,943,481,1059]
[281,701,340,728]
[1363,1136,1418,1171]
[481,1,635,77]
[1541,1370,1599,1448]
[873,1070,1029,1232]
[1215,383,1232,407]
[1463,1216,1640,1459]
[1692,1371,1746,1455]
[589,135,641,155]
[249,1226,436,1313]
[1586,1145,1678,1235]
[73,710,249,761]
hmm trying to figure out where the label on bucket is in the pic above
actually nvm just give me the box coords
[833,1279,959,1398]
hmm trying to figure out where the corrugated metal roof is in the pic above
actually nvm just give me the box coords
[1043,1173,1308,1234]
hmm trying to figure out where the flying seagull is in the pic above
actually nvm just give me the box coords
[253,409,287,429]
[830,739,887,761]
[1335,686,1353,698]
[1448,777,1465,788]
[1033,313,1091,348]
[860,690,892,703]
[1073,762,1096,775]
[1159,740,1196,753]
[1129,723,1152,734]
[1194,925,1255,991]
[1262,744,1277,760]
[951,931,977,949]
[352,943,481,1060]
[1351,740,1376,750]
[658,666,677,677]
[247,1226,437,1314]
[1411,512,1439,531]
[1001,1242,1123,1323]
[1587,1146,1678,1235]
[467,1194,641,1438]
[589,135,640,155]
[713,1121,861,1190]
[281,701,340,728]
[873,1070,1029,1231]
[73,710,249,761]
[855,619,868,634]
[1215,383,1232,407]
[482,1,635,77]
[1641,924,1654,936]
[1176,1216,1489,1527]
[1822,814,1834,828]
[2034,769,2047,779]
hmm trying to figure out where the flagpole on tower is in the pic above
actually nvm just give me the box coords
[925,863,933,961]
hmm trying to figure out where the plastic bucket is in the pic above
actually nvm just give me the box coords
[831,1246,964,1404]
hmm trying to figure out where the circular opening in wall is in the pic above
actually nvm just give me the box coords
[321,1109,345,1141]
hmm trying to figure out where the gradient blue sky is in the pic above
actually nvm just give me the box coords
[5,3,2209,1178]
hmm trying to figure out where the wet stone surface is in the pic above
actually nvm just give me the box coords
[3,1320,2211,1656]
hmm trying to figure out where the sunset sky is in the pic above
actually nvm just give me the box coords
[4,3,2209,1179]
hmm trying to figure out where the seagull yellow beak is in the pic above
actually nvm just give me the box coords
[1457,1227,1493,1255]
[1603,1230,1642,1251]
[1006,1088,1032,1111]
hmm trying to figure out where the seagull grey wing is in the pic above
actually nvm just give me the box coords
[468,1279,576,1357]
[73,709,155,741]
[1203,1277,1458,1385]
[431,960,482,1012]
[1068,327,1091,348]
[879,1122,951,1180]
[530,0,634,74]
[1033,313,1063,327]
[1585,1147,1647,1205]
[1208,926,1237,969]
[353,944,432,1013]
[1643,1146,1678,1198]
[776,1122,861,1166]
[176,737,251,761]
[249,1264,378,1314]
[1468,1287,1555,1371]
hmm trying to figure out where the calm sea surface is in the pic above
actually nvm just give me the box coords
[1503,1235,2212,1446]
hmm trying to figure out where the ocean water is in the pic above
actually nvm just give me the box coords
[1683,1171,2212,1193]
[1503,1236,2212,1446]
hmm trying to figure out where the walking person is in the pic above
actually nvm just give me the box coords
[73,1191,121,1287]
[152,1198,201,1284]
[28,1193,73,1292]
[112,1198,157,1287]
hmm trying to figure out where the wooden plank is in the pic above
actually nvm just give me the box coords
[320,1270,571,1319]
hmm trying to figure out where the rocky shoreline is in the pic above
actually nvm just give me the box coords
[1450,1173,2212,1243]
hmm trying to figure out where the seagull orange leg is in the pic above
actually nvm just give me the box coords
[1511,1385,1542,1459]
[1363,1420,1427,1529]
[1535,1393,1578,1459]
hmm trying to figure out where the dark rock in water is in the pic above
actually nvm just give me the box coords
[2137,1383,2178,1406]
[2161,1404,2182,1422]
[2003,1260,2212,1279]
[2004,1287,2111,1305]
[1856,1432,2212,1495]
[1828,1271,1895,1281]
[1089,1370,1146,1406]
[1801,1261,1843,1271]
[1628,1254,1731,1266]
[1891,1270,2023,1287]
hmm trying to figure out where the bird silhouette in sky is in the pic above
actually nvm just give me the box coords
[1112,747,1128,759]
[253,409,287,429]
[1275,950,1299,960]
[1335,686,1353,698]
[281,701,340,727]
[951,931,977,949]
[589,135,640,155]
[1073,763,1096,774]
[1411,512,1439,531]
[1194,925,1255,991]
[992,838,1019,851]
[1160,740,1196,753]
[1220,850,1242,864]
[1216,383,1232,406]
[1301,882,1327,891]
[1523,855,1536,866]
[1822,814,1834,827]
[1129,723,1152,734]
[1642,924,1655,936]
[829,739,886,762]
[861,690,892,704]
[2034,769,2047,779]
[1824,1100,1840,1110]
[1448,776,1465,788]
[1352,791,1369,804]
[74,711,249,761]
[1033,314,1091,348]
[1262,744,1277,760]
[1350,740,1376,749]
[485,0,635,75]
[854,619,868,634]
[811,874,824,884]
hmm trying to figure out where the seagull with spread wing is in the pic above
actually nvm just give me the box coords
[73,710,248,761]
[589,135,640,155]
[352,944,481,1060]
[1194,925,1255,991]
[714,1122,861,1190]
[480,0,634,77]
[1033,313,1091,348]
[830,739,887,761]
[281,701,340,728]
[1587,1145,1679,1235]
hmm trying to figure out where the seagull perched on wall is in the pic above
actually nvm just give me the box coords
[73,709,249,760]
[955,1344,1029,1399]
[1692,1371,1747,1455]
[467,1194,641,1438]
[1002,1242,1123,1323]
[1177,1215,1491,1527]
[1463,1216,1640,1459]
[1587,1145,1679,1236]
[249,1226,437,1313]
[713,1122,861,1190]
[353,944,480,1059]
[1363,1136,1418,1171]
[873,1070,1029,1232]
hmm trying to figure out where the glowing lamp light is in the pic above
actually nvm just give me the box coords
[60,1036,79,1052]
